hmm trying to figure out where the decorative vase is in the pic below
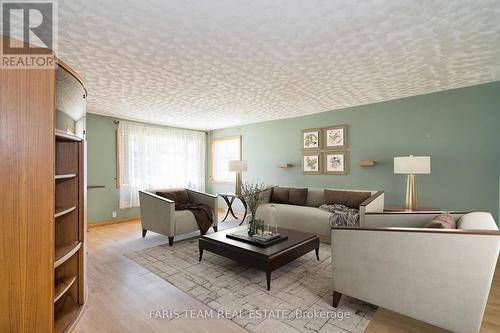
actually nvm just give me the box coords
[247,214,257,236]
[268,204,277,226]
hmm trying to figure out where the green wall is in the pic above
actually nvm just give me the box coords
[207,82,500,222]
[86,113,140,223]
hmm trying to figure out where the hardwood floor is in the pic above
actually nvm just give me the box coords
[74,218,246,333]
[75,218,499,333]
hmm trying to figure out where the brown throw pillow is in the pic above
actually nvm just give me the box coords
[175,190,190,204]
[271,187,289,204]
[289,188,308,206]
[156,190,190,204]
[323,190,371,209]
[156,190,177,202]
[424,213,456,229]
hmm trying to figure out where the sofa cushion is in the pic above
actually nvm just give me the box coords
[306,188,325,207]
[324,189,371,209]
[289,188,308,206]
[256,203,332,237]
[424,213,456,229]
[271,187,289,204]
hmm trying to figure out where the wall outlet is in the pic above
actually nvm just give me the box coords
[112,211,117,218]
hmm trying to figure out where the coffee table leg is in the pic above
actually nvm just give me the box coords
[199,248,203,262]
[315,247,319,261]
[266,271,271,291]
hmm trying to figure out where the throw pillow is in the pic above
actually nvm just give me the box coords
[156,190,190,204]
[424,213,456,229]
[289,188,308,206]
[271,187,289,204]
[176,190,190,204]
[323,190,371,209]
[156,190,177,202]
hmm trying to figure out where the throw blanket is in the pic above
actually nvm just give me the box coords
[176,203,213,235]
[319,204,360,227]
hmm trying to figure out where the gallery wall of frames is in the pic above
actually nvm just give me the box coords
[301,125,348,175]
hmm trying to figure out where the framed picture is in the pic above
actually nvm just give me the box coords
[302,153,321,175]
[324,125,347,149]
[301,128,321,150]
[324,151,348,175]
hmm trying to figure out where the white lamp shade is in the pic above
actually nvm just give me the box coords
[394,156,431,174]
[228,160,247,172]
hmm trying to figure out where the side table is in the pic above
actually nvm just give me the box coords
[219,193,248,225]
[384,205,440,212]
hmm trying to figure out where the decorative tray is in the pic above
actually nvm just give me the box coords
[226,231,288,247]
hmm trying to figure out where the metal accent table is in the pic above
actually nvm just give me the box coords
[218,193,248,225]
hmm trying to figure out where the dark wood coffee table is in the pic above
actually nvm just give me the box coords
[199,226,320,290]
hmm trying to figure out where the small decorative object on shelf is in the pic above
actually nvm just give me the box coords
[277,163,293,168]
[357,160,376,167]
[240,181,272,236]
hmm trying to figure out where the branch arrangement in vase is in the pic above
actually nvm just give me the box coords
[240,181,273,229]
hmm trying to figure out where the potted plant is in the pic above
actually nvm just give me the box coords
[240,181,272,235]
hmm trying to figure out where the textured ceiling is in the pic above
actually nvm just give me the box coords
[58,0,500,130]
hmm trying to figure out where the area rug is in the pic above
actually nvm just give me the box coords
[126,238,376,333]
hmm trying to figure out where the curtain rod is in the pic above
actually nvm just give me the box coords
[112,119,208,134]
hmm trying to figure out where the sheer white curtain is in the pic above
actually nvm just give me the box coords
[118,121,206,208]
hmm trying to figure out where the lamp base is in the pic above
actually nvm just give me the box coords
[235,172,242,196]
[405,174,418,210]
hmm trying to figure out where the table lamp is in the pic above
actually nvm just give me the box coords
[394,155,431,210]
[228,160,247,195]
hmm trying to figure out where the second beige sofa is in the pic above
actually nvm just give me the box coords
[256,186,384,240]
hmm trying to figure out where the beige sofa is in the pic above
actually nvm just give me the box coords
[331,212,500,333]
[256,186,384,241]
[138,188,218,246]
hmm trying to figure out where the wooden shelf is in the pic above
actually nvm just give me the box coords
[54,275,77,303]
[55,129,83,142]
[55,298,80,333]
[55,174,77,180]
[55,206,77,218]
[54,242,81,268]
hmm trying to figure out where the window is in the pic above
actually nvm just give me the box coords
[117,121,206,208]
[210,136,241,183]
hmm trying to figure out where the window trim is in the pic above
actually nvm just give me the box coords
[209,135,242,184]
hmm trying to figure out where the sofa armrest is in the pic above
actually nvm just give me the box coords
[359,191,384,213]
[331,226,500,333]
[139,190,175,236]
[186,189,218,226]
[363,211,469,228]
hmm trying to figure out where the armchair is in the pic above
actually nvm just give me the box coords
[138,188,218,246]
[331,212,499,333]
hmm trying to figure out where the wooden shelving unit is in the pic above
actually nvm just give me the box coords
[54,242,81,268]
[52,62,88,333]
[1,40,87,332]
[55,206,77,218]
[55,174,77,180]
[54,295,80,333]
[54,276,77,303]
